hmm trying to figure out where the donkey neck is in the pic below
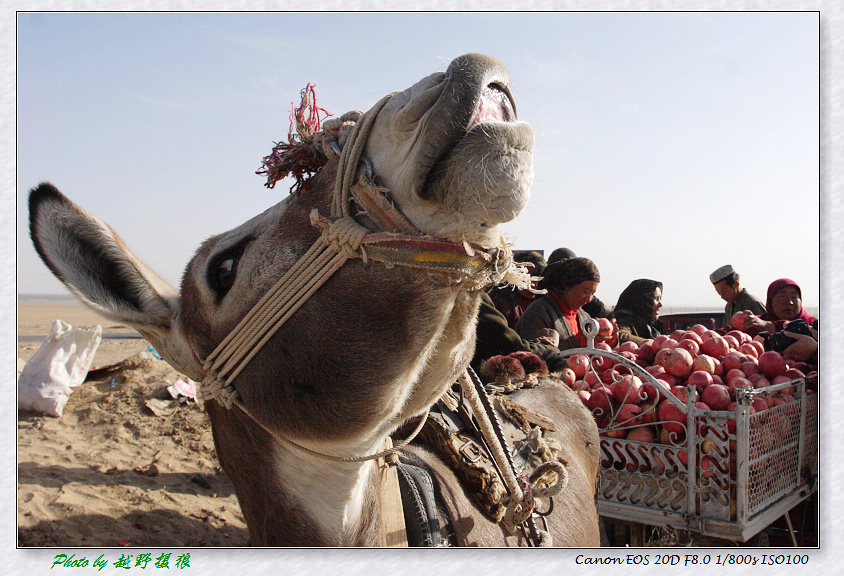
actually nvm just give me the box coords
[206,402,384,546]
[272,438,382,546]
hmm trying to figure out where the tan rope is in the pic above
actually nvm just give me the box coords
[197,89,528,472]
[200,93,394,399]
[227,399,431,464]
[459,369,567,543]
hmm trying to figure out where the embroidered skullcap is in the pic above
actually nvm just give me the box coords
[709,264,735,285]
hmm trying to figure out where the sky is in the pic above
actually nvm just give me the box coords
[15,11,821,313]
[6,7,842,571]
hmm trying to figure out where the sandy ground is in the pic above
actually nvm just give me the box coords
[16,299,249,547]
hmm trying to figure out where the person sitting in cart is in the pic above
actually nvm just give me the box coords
[546,247,612,319]
[709,264,766,327]
[742,278,818,362]
[471,290,560,373]
[488,250,546,329]
[612,279,665,345]
[515,256,607,350]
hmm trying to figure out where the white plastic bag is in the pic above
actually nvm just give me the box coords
[18,319,102,417]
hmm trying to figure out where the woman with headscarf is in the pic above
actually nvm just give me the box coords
[515,256,601,350]
[613,279,664,345]
[742,279,818,361]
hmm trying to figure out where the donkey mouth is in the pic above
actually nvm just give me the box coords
[421,80,523,200]
[469,83,517,127]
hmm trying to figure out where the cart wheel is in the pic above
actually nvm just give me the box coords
[745,530,770,547]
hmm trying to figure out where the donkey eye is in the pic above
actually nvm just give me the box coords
[208,239,251,302]
[216,258,236,292]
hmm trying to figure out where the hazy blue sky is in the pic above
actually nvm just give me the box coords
[16,11,820,310]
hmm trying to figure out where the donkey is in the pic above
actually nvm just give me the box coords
[28,53,600,547]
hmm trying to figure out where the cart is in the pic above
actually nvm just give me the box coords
[558,321,818,546]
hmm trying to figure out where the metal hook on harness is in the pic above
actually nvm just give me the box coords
[363,157,375,180]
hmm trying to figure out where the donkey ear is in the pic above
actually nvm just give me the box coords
[28,183,206,377]
[28,182,179,330]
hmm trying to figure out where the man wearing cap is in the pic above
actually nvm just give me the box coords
[709,265,766,327]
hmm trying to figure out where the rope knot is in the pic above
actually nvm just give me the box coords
[198,374,241,410]
[312,212,371,261]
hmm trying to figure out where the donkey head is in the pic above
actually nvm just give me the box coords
[29,53,533,451]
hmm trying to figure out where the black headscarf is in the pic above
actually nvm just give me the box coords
[547,247,577,265]
[614,279,663,326]
[540,257,600,292]
[513,250,547,275]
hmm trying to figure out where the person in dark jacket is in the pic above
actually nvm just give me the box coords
[488,250,546,329]
[613,279,665,345]
[516,257,603,351]
[709,264,765,327]
[546,247,611,319]
[471,291,559,372]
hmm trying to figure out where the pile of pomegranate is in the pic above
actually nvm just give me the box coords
[560,323,818,453]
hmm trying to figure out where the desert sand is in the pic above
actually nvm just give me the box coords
[17,298,249,547]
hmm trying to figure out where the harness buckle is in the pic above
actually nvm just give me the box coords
[458,438,484,463]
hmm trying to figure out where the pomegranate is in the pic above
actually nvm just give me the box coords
[611,374,643,405]
[701,335,730,358]
[731,311,750,330]
[655,372,677,388]
[740,361,760,377]
[701,330,720,341]
[721,353,744,373]
[653,347,671,367]
[670,385,690,404]
[618,351,638,364]
[641,381,660,403]
[658,399,687,435]
[726,330,750,345]
[662,348,694,379]
[751,396,770,413]
[723,334,740,350]
[625,427,654,443]
[771,374,796,395]
[560,367,577,389]
[600,368,621,385]
[615,340,639,354]
[584,370,602,388]
[758,351,787,378]
[659,426,686,447]
[680,331,704,345]
[727,376,753,400]
[596,317,614,336]
[691,354,717,375]
[749,374,771,389]
[637,342,656,363]
[690,324,709,336]
[585,386,614,424]
[738,342,759,358]
[725,368,746,382]
[616,402,643,426]
[651,334,671,350]
[639,400,658,425]
[701,383,731,410]
[784,367,806,381]
[676,338,700,357]
[687,370,714,390]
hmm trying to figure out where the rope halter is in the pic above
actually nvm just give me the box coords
[197,88,532,465]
